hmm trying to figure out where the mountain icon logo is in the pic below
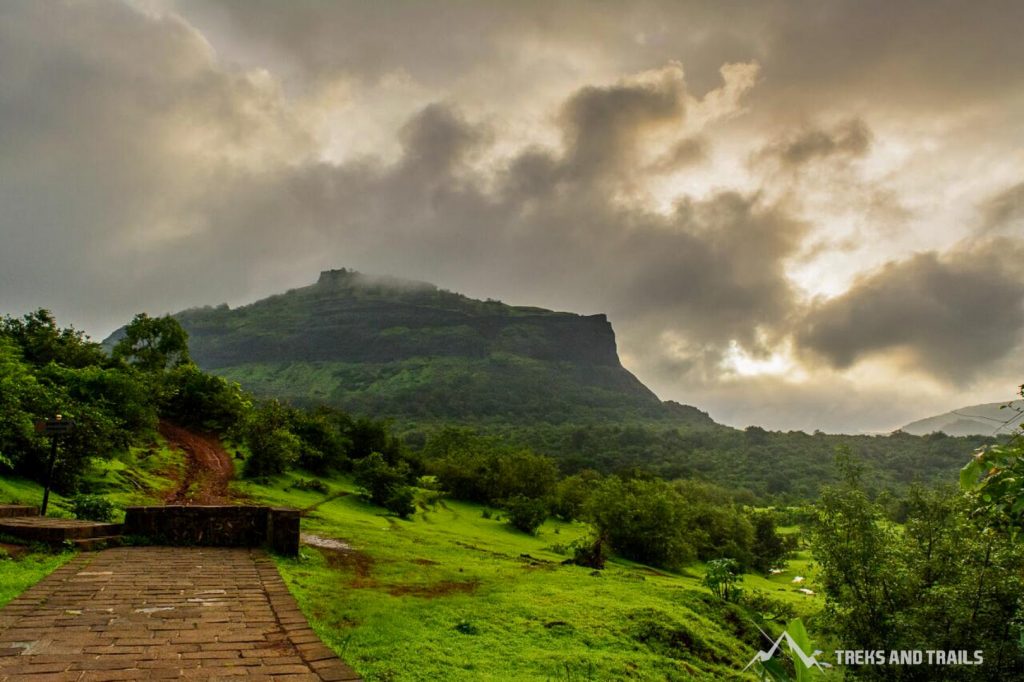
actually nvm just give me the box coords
[743,625,832,674]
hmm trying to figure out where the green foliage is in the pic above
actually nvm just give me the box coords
[293,478,330,494]
[749,511,789,574]
[552,469,601,521]
[0,550,75,610]
[1,309,105,369]
[240,400,301,478]
[248,473,761,681]
[503,494,548,535]
[703,558,743,602]
[625,607,713,662]
[568,532,608,569]
[813,465,1024,679]
[0,312,158,491]
[288,407,353,474]
[587,477,695,569]
[160,364,249,432]
[739,590,797,624]
[426,428,559,507]
[960,385,1024,538]
[353,452,415,518]
[69,493,116,522]
[112,313,190,372]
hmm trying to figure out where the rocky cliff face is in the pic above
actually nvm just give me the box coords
[180,269,626,370]
[109,269,714,425]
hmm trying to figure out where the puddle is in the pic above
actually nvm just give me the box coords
[302,534,352,551]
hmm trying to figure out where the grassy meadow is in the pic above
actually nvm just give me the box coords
[0,437,825,681]
[236,471,823,681]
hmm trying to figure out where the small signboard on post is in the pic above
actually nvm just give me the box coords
[35,418,76,435]
[34,414,75,516]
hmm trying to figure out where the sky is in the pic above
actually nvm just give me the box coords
[1,0,1023,433]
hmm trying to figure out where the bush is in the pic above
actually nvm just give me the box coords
[384,485,416,519]
[703,558,743,602]
[240,401,300,478]
[293,478,329,494]
[354,452,415,518]
[503,495,548,535]
[570,533,608,569]
[70,494,115,522]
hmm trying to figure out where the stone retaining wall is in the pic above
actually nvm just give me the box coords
[123,505,300,556]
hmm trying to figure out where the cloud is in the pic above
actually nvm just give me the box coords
[0,1,314,326]
[795,239,1024,384]
[978,181,1024,234]
[760,118,872,168]
[557,64,687,183]
[2,0,1023,432]
[648,137,707,174]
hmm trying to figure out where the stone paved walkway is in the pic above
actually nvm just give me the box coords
[0,547,361,681]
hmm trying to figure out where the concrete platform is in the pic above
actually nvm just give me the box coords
[0,505,37,519]
[0,516,123,545]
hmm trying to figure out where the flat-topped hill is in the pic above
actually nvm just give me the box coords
[109,269,713,426]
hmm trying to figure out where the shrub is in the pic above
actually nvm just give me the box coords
[503,495,548,535]
[354,452,415,518]
[703,558,743,602]
[293,478,329,494]
[384,486,416,519]
[570,533,608,569]
[70,494,115,522]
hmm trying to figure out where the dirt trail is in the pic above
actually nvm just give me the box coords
[158,421,235,505]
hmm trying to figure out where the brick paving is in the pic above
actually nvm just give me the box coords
[0,547,361,681]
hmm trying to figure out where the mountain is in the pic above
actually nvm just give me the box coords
[110,269,713,427]
[902,400,1024,436]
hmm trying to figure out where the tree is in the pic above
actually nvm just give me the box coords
[586,477,695,569]
[552,469,601,521]
[814,458,1024,680]
[749,510,789,573]
[1,309,105,369]
[703,558,743,602]
[353,452,415,518]
[503,494,548,535]
[112,313,190,372]
[240,401,300,478]
[160,364,249,432]
[960,384,1024,538]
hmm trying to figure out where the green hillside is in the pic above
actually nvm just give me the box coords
[902,400,1024,436]
[100,269,1000,499]
[111,269,713,428]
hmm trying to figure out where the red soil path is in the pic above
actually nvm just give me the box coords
[159,421,236,505]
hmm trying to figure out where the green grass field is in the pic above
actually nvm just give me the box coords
[1,445,824,681]
[236,472,823,681]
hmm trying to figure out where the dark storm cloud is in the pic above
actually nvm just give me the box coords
[796,240,1024,384]
[0,1,315,330]
[175,0,1024,115]
[648,138,707,174]
[3,0,1024,432]
[760,119,872,168]
[191,68,804,355]
[978,181,1024,234]
[557,68,687,182]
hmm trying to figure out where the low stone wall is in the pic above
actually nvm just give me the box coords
[123,505,300,556]
[0,505,38,518]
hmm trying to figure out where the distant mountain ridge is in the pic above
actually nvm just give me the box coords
[902,400,1024,436]
[108,269,714,426]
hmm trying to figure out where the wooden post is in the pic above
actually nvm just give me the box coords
[40,436,58,516]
